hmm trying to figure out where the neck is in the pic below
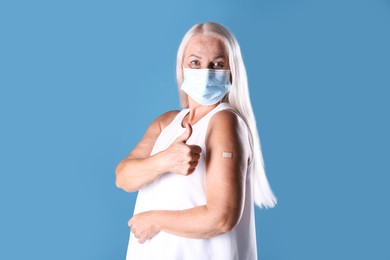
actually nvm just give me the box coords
[186,99,220,125]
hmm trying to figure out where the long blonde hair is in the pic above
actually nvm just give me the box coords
[176,22,277,208]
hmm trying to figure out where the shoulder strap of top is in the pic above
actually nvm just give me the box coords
[198,103,253,164]
[199,102,234,124]
[166,103,234,131]
[164,108,189,129]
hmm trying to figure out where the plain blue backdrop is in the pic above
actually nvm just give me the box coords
[1,0,389,259]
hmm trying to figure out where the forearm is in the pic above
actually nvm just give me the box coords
[115,152,167,192]
[155,206,236,239]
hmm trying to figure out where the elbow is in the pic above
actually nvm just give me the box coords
[115,177,136,193]
[219,218,238,234]
[115,164,124,190]
[115,163,135,192]
[115,173,137,192]
[115,173,125,191]
[212,211,240,235]
[115,178,125,190]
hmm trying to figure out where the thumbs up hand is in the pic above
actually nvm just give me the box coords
[176,122,193,143]
[161,123,202,176]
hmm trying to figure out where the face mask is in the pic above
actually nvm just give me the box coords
[180,68,231,106]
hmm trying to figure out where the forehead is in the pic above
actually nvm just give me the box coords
[184,34,227,56]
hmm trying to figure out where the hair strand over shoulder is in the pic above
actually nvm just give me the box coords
[176,22,277,208]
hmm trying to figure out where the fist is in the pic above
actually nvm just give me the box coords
[128,211,159,244]
[163,123,202,175]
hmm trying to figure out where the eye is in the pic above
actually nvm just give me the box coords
[190,60,201,68]
[213,62,225,69]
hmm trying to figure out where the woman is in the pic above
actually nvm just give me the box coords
[116,22,277,260]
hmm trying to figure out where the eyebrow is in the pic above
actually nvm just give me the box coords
[189,54,202,59]
[189,54,226,60]
[213,55,226,60]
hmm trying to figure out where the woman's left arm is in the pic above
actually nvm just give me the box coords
[129,110,250,243]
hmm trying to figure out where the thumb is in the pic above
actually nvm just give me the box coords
[177,123,193,143]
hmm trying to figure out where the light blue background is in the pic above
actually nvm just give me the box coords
[1,0,389,259]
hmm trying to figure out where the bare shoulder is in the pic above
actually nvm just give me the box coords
[206,109,249,154]
[140,110,180,139]
[126,110,180,159]
[206,109,251,171]
[157,110,181,130]
[208,109,247,135]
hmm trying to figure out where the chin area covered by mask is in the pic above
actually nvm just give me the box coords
[180,68,231,106]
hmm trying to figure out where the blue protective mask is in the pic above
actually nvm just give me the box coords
[180,68,231,106]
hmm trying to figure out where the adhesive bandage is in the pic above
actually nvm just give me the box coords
[222,152,233,158]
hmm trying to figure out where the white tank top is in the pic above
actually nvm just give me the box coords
[126,103,258,260]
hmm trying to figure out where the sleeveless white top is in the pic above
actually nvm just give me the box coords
[126,103,257,260]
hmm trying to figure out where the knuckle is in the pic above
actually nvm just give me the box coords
[194,145,202,152]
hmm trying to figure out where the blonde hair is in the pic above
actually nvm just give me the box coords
[176,22,277,208]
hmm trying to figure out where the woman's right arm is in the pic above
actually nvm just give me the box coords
[115,111,202,192]
[115,111,178,192]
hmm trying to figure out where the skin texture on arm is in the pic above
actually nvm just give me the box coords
[128,109,250,243]
[115,111,177,192]
[115,111,202,192]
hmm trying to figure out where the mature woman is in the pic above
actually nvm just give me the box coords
[116,22,276,260]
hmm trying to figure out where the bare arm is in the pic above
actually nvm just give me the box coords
[115,111,175,192]
[129,110,250,242]
[115,111,202,192]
